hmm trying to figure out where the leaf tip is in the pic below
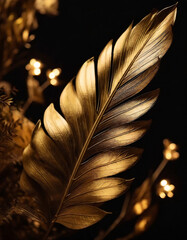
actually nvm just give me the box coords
[150,88,160,102]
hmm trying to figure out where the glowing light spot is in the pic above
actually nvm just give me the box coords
[33,61,41,69]
[15,17,23,24]
[141,199,149,210]
[138,219,147,230]
[169,184,175,191]
[133,202,143,215]
[163,139,179,161]
[136,219,148,232]
[163,139,170,146]
[26,59,42,75]
[169,143,177,150]
[167,191,174,198]
[159,192,166,199]
[164,184,171,192]
[30,58,36,66]
[53,68,61,76]
[33,221,40,228]
[160,179,167,187]
[29,34,35,41]
[25,43,31,49]
[165,150,172,160]
[157,178,175,199]
[23,30,29,41]
[33,68,41,76]
[25,64,30,70]
[133,199,149,215]
[50,78,58,86]
[48,68,61,79]
[172,152,179,159]
[49,72,55,79]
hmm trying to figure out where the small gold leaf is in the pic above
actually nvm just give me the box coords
[56,205,109,230]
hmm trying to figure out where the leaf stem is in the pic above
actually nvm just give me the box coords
[43,219,56,240]
[40,80,50,91]
[95,193,131,240]
[21,97,32,115]
[152,157,168,183]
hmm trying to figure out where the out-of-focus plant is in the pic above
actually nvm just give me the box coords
[0,1,59,239]
[0,0,59,79]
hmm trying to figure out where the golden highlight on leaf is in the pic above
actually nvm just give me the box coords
[19,4,177,235]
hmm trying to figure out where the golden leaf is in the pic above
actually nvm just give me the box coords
[20,4,177,234]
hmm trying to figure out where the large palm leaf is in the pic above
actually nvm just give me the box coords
[20,4,177,235]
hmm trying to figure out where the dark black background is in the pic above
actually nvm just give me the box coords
[15,0,187,239]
